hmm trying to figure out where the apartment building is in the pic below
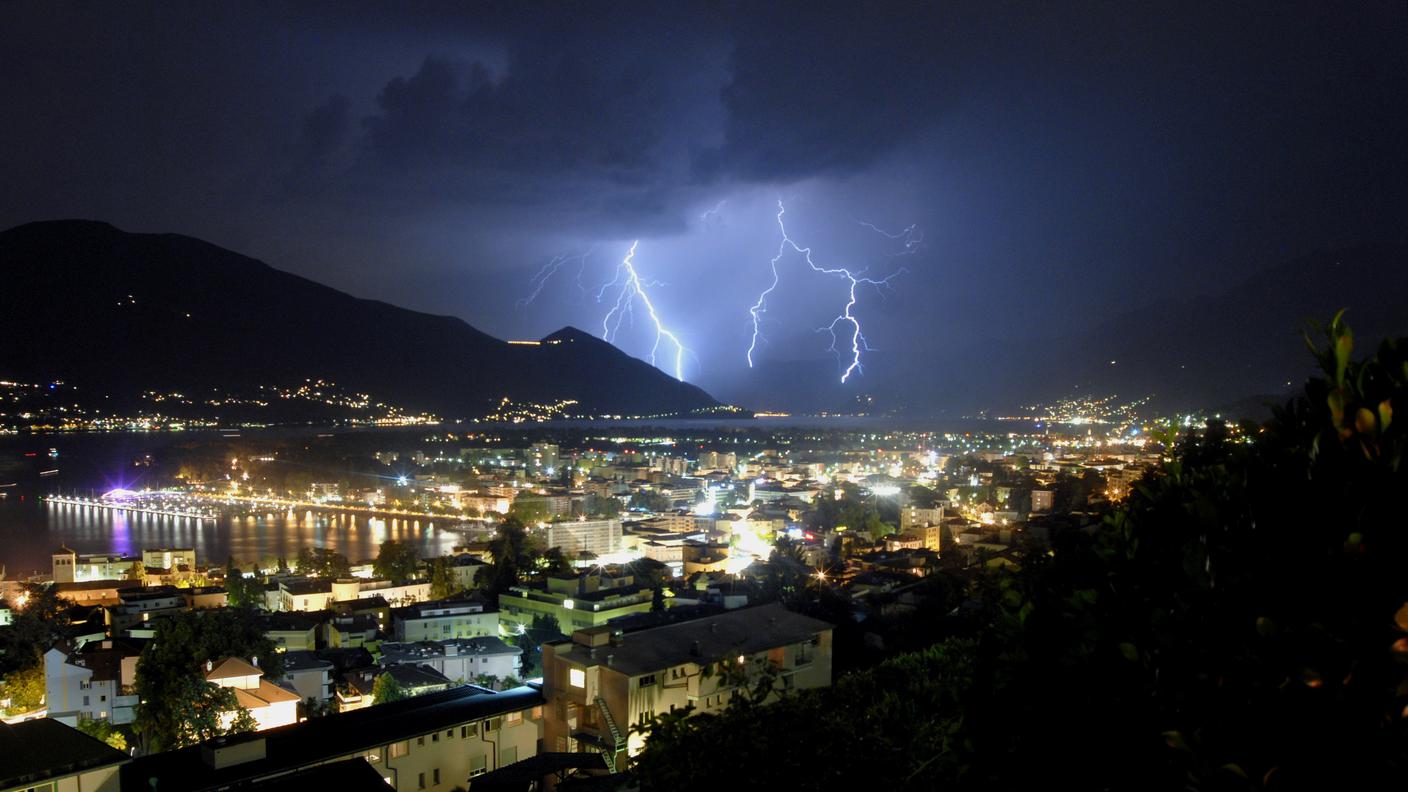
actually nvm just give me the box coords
[122,686,546,792]
[392,600,497,642]
[541,603,833,771]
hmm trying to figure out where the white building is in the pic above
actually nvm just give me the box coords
[205,658,300,732]
[393,600,498,642]
[380,637,522,684]
[43,643,140,726]
[544,518,621,556]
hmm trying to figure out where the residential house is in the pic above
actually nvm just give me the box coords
[326,615,379,649]
[258,614,319,653]
[204,658,300,732]
[275,651,335,706]
[43,641,142,726]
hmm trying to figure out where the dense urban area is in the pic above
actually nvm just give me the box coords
[0,318,1403,790]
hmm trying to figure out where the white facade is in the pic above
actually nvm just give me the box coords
[544,518,621,556]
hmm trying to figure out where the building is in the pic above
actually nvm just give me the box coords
[393,600,498,643]
[43,642,141,726]
[497,574,653,635]
[121,686,546,792]
[380,638,522,684]
[205,658,300,732]
[544,519,621,556]
[51,548,135,585]
[326,615,379,649]
[107,587,188,633]
[527,443,560,477]
[258,614,319,652]
[141,548,196,573]
[1031,489,1055,513]
[1,718,129,792]
[541,603,833,771]
[275,651,334,706]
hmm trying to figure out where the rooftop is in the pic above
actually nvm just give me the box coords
[0,718,129,789]
[123,685,544,792]
[548,602,832,677]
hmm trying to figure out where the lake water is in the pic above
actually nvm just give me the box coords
[0,497,465,578]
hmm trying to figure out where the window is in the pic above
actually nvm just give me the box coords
[506,711,522,726]
[365,748,382,763]
[446,729,453,738]
[431,732,439,742]
[83,696,89,706]
[531,706,543,719]
[432,769,440,785]
[389,740,409,758]
[461,723,478,738]
[639,674,656,687]
[483,717,502,732]
[417,773,425,790]
[569,668,585,688]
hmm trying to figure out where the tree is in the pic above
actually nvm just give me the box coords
[539,547,575,578]
[372,672,408,705]
[628,490,671,512]
[428,556,460,600]
[484,517,538,599]
[134,609,281,751]
[77,717,129,751]
[295,547,350,578]
[0,664,46,715]
[224,556,261,609]
[508,498,549,524]
[228,706,258,734]
[0,583,68,675]
[373,539,419,582]
[126,560,146,583]
[515,613,563,677]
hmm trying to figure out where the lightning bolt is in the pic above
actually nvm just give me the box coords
[748,200,907,383]
[857,220,924,255]
[517,247,595,308]
[600,241,691,382]
[699,199,727,226]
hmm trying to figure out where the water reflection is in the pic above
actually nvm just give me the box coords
[0,500,463,574]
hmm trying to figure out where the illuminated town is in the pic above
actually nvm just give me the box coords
[1,3,1404,791]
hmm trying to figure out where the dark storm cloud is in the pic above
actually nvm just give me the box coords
[697,7,953,182]
[289,3,958,231]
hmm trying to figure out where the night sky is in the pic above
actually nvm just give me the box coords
[2,2,1405,409]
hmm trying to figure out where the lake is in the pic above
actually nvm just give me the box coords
[0,497,465,579]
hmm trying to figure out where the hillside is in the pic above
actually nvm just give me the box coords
[0,220,723,420]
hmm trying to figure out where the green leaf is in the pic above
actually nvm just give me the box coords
[1119,642,1139,662]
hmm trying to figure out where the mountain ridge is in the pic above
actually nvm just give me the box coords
[0,219,725,419]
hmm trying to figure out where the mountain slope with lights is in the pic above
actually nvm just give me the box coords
[0,220,725,421]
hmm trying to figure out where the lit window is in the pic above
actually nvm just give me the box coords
[569,668,585,688]
[389,741,409,758]
[506,711,522,726]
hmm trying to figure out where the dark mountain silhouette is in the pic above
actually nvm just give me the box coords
[0,220,723,419]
